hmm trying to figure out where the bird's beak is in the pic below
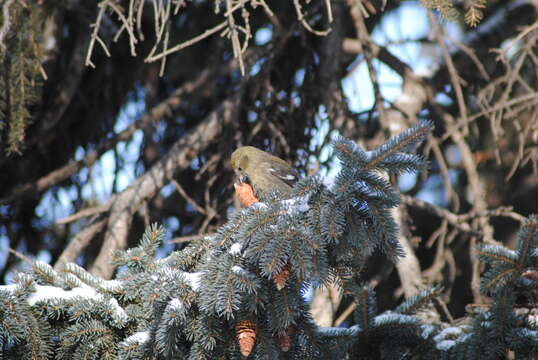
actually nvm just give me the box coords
[234,171,249,185]
[237,174,248,184]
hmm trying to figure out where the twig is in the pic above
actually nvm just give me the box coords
[145,21,228,62]
[428,12,469,135]
[333,302,356,327]
[225,0,245,75]
[347,1,387,126]
[425,135,460,210]
[86,2,109,68]
[107,0,138,56]
[402,195,525,233]
[293,0,332,36]
[172,180,206,215]
[401,195,474,234]
[168,233,214,244]
[442,93,538,140]
[9,247,33,265]
[435,297,454,323]
[56,204,110,225]
[146,0,171,61]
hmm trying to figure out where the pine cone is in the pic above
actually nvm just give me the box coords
[236,319,257,357]
[273,262,292,290]
[234,182,259,207]
[276,326,294,352]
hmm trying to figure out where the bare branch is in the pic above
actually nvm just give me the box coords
[54,218,107,271]
[145,21,228,62]
[293,0,332,36]
[0,65,215,205]
[89,97,238,279]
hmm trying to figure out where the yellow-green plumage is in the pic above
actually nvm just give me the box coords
[231,146,299,198]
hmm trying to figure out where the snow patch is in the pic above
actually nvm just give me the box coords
[282,195,310,213]
[433,326,464,342]
[25,285,129,324]
[181,271,202,291]
[229,243,243,256]
[322,175,336,190]
[168,297,183,311]
[125,331,150,344]
[420,324,437,339]
[251,202,268,210]
[102,279,123,292]
[232,265,246,276]
[108,297,128,323]
[436,339,456,351]
[27,285,101,306]
[0,284,18,294]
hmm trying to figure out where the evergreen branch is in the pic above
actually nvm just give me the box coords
[365,120,433,171]
[372,313,420,334]
[355,286,376,332]
[476,246,518,266]
[481,267,518,293]
[516,216,538,267]
[395,286,442,315]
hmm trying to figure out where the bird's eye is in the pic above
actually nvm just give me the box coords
[238,167,243,171]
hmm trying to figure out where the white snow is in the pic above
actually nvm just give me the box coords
[229,243,243,256]
[433,326,471,351]
[27,285,101,306]
[0,284,18,294]
[124,331,150,344]
[101,279,123,292]
[232,265,246,275]
[23,285,128,324]
[322,175,336,190]
[282,195,310,213]
[251,202,268,210]
[168,298,183,311]
[181,271,202,291]
[420,324,437,339]
[108,297,128,323]
[436,339,456,351]
[433,326,464,342]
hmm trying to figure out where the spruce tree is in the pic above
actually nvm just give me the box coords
[2,121,538,359]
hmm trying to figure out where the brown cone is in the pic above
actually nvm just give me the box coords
[276,326,294,352]
[274,262,292,290]
[236,319,257,357]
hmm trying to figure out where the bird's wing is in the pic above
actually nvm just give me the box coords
[261,160,299,187]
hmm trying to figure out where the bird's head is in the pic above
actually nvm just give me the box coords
[231,146,259,183]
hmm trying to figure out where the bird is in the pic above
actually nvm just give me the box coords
[230,146,299,206]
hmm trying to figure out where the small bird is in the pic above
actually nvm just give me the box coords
[230,146,299,204]
[231,146,297,290]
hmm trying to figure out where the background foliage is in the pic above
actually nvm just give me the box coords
[1,0,538,357]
